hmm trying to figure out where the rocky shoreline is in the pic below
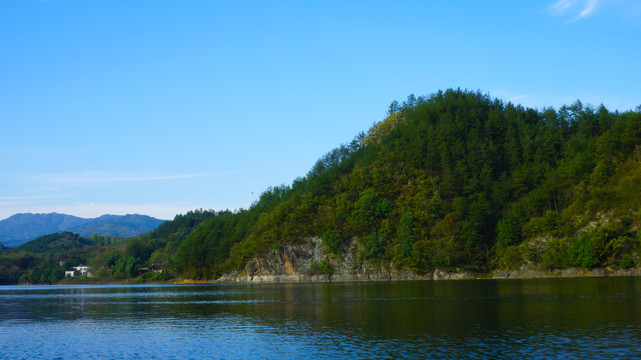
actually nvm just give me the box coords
[172,236,641,285]
[202,266,641,285]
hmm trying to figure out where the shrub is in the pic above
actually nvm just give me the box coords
[322,230,343,256]
[307,260,334,276]
[361,232,387,261]
[150,272,170,282]
[568,235,599,269]
[398,212,415,258]
[540,237,570,269]
[496,245,522,269]
[619,252,634,269]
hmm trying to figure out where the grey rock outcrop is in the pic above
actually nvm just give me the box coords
[215,236,476,284]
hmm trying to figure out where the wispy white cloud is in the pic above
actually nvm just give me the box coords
[23,186,60,193]
[0,195,64,201]
[0,195,67,212]
[548,0,600,22]
[37,171,222,185]
[579,0,599,18]
[550,0,574,13]
[0,171,238,220]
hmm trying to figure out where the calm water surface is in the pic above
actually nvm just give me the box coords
[1,278,641,359]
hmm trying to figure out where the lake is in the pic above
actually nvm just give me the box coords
[1,277,641,359]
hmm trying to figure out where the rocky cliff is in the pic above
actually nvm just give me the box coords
[214,236,641,284]
[216,237,476,283]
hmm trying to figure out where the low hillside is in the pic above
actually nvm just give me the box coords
[0,210,211,284]
[1,232,106,284]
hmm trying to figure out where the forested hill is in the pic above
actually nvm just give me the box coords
[163,89,641,278]
[3,89,640,284]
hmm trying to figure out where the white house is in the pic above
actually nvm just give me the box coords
[65,265,92,277]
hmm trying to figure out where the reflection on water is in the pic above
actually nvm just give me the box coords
[1,278,641,359]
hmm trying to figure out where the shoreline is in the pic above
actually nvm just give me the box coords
[176,266,641,285]
[9,266,641,286]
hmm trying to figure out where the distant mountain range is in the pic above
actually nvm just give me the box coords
[0,213,166,248]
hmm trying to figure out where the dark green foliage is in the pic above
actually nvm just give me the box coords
[0,253,37,284]
[18,258,65,284]
[125,239,154,263]
[496,210,523,249]
[361,232,387,261]
[17,232,91,253]
[496,245,523,270]
[171,210,254,279]
[322,230,343,256]
[568,235,599,269]
[307,260,334,276]
[540,238,570,269]
[350,188,391,234]
[398,212,415,258]
[113,256,139,279]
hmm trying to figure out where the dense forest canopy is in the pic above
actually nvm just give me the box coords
[2,89,640,284]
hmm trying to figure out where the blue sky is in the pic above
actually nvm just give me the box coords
[1,0,640,220]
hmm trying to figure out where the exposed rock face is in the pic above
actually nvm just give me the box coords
[215,237,476,284]
[213,236,641,284]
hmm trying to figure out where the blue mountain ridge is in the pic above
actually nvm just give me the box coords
[0,213,166,248]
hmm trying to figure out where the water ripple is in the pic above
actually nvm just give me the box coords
[2,279,641,359]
